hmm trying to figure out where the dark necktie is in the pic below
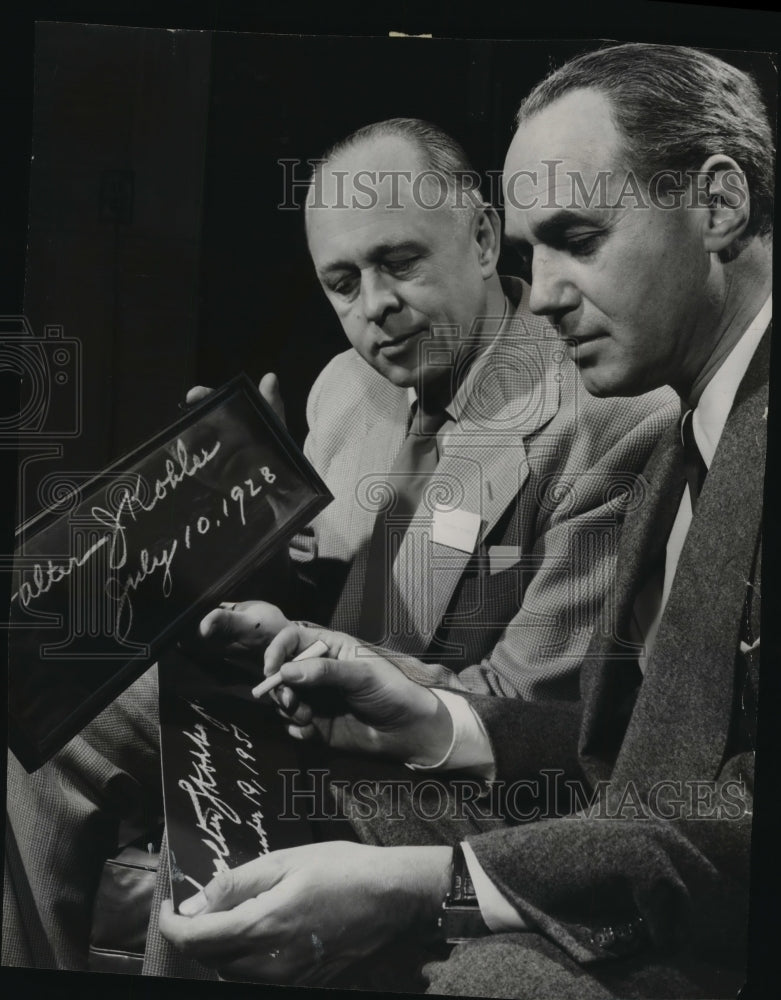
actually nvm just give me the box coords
[357,404,448,644]
[681,410,708,510]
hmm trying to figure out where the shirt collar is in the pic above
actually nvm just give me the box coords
[688,293,772,467]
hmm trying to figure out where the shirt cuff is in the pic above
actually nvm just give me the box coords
[405,689,495,779]
[461,841,528,933]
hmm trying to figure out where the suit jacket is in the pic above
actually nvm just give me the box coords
[291,277,678,699]
[463,329,769,976]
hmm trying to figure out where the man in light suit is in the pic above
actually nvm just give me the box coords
[158,44,772,998]
[2,118,674,972]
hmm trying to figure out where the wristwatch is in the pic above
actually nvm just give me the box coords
[436,844,491,943]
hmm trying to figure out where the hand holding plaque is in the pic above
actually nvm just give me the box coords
[8,374,332,771]
[158,840,453,986]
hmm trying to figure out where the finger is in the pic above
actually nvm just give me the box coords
[198,608,233,640]
[160,897,264,962]
[273,684,298,712]
[179,858,282,917]
[268,685,294,712]
[222,600,268,615]
[285,701,313,726]
[172,873,322,972]
[264,624,316,673]
[271,694,304,724]
[272,696,312,726]
[199,608,258,642]
[279,656,369,695]
[287,723,318,741]
[258,372,286,424]
[185,385,214,405]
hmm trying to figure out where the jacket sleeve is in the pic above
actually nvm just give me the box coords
[465,748,753,966]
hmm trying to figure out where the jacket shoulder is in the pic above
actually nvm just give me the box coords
[308,349,399,416]
[564,368,680,448]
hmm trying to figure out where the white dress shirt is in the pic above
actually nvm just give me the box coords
[632,293,771,671]
[410,294,771,932]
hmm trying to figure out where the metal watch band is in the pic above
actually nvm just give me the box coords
[451,842,479,904]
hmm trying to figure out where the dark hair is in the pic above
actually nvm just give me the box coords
[517,43,774,238]
[312,116,484,206]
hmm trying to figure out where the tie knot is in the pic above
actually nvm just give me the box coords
[410,405,448,438]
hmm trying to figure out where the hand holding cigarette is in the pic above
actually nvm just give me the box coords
[251,639,329,698]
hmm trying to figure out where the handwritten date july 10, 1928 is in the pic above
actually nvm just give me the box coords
[13,436,279,643]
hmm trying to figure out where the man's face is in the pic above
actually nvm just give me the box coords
[306,137,493,393]
[503,89,714,397]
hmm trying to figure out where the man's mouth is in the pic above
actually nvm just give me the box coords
[558,330,609,361]
[378,327,427,351]
[559,327,606,345]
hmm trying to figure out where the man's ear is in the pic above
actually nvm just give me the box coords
[698,154,751,255]
[473,204,502,276]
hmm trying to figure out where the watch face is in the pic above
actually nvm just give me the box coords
[438,905,490,944]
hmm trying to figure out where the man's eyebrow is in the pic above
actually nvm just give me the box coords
[502,209,603,257]
[318,239,424,276]
[533,209,603,243]
[367,239,425,261]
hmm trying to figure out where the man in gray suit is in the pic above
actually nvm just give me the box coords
[158,43,772,998]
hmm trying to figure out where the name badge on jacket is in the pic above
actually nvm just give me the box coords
[432,507,481,553]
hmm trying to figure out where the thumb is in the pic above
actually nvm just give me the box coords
[179,857,280,916]
[264,623,323,674]
[198,607,246,641]
[185,384,213,405]
[259,372,286,424]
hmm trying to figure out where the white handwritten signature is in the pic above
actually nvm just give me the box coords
[177,700,272,880]
[14,438,222,640]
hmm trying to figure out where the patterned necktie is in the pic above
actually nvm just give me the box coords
[681,409,708,510]
[357,404,448,644]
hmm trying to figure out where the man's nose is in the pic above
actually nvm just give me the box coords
[528,250,580,321]
[360,271,402,325]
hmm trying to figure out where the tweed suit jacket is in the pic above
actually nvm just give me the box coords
[291,277,678,699]
[460,329,770,977]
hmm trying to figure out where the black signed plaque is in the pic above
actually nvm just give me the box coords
[159,650,314,912]
[8,374,332,771]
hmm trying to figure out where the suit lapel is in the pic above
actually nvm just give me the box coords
[612,331,770,787]
[579,423,685,778]
[388,305,562,654]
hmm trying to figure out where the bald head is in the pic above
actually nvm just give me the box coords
[305,118,484,228]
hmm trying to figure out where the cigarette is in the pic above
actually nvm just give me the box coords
[251,639,329,698]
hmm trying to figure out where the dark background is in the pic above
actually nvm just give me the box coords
[1,4,780,1000]
[18,26,779,502]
